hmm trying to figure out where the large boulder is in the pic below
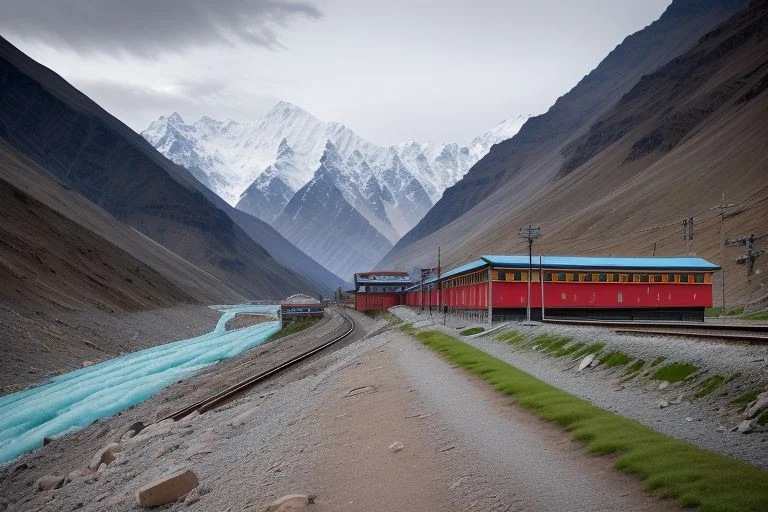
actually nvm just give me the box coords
[88,442,122,471]
[135,469,199,508]
[36,474,65,491]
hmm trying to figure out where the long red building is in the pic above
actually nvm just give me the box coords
[391,255,718,321]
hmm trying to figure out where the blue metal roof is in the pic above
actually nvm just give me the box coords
[481,255,719,271]
[481,255,540,267]
[441,259,487,279]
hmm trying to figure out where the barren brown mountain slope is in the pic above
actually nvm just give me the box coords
[380,0,767,308]
[0,142,242,314]
[385,0,745,255]
[0,142,243,391]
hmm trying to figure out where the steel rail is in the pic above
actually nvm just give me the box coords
[542,318,768,332]
[162,309,355,421]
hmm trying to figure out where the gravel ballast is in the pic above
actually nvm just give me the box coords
[389,307,768,470]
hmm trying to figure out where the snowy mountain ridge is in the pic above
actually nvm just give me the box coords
[142,101,529,209]
[142,102,529,278]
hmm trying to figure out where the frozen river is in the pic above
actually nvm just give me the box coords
[0,304,280,463]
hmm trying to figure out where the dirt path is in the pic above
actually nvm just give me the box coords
[1,313,678,511]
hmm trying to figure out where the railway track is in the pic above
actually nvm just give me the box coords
[542,318,768,344]
[162,308,356,421]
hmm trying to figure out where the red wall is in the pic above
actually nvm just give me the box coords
[354,293,402,311]
[492,282,712,309]
[406,281,712,310]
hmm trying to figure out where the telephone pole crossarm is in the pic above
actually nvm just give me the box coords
[518,223,542,322]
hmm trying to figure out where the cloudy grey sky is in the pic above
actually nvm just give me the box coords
[1,0,671,145]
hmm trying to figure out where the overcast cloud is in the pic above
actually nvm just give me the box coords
[0,0,673,145]
[0,0,321,57]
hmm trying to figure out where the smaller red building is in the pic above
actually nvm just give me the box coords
[352,271,413,312]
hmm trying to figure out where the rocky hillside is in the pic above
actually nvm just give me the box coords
[379,0,768,307]
[0,36,343,298]
[385,0,746,256]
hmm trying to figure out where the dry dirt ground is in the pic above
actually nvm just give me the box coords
[0,308,680,511]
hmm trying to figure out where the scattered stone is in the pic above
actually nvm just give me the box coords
[730,425,739,432]
[155,444,179,458]
[744,392,768,419]
[658,381,670,391]
[716,426,727,432]
[184,442,213,460]
[116,421,146,442]
[126,420,174,447]
[577,354,595,372]
[89,442,121,471]
[737,420,754,434]
[43,436,55,446]
[82,360,94,367]
[135,469,199,508]
[97,463,108,474]
[184,488,201,506]
[657,400,670,409]
[673,392,685,405]
[67,468,95,484]
[265,494,314,512]
[685,417,693,422]
[589,357,601,368]
[388,441,405,452]
[36,474,65,491]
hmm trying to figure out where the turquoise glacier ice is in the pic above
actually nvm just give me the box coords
[0,305,280,463]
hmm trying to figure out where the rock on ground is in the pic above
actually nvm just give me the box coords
[135,468,199,508]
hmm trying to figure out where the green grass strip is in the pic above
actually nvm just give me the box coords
[602,351,633,368]
[459,327,485,336]
[409,328,768,512]
[744,310,768,320]
[730,388,762,407]
[267,318,319,341]
[651,363,698,383]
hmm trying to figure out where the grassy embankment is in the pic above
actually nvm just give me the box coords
[267,318,320,342]
[459,327,485,336]
[398,323,768,512]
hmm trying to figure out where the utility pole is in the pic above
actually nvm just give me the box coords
[709,194,735,317]
[437,246,444,325]
[727,234,766,313]
[519,222,542,322]
[682,217,694,255]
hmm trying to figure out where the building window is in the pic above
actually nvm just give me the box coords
[545,272,553,281]
[598,273,607,282]
[613,274,620,282]
[558,272,566,282]
[653,274,662,283]
[498,271,506,281]
[680,274,689,283]
[584,273,592,282]
[640,274,650,283]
